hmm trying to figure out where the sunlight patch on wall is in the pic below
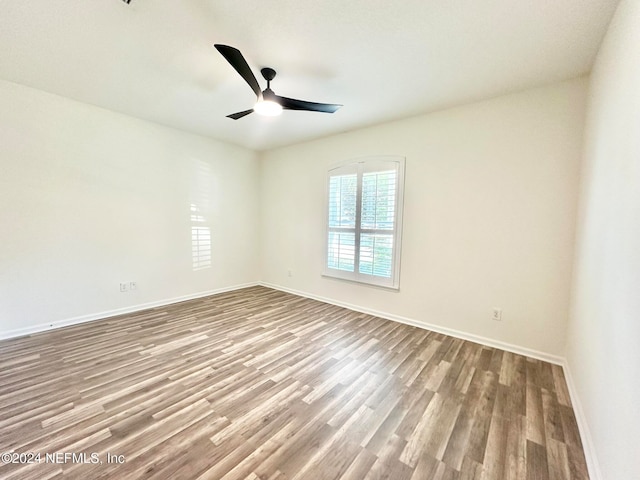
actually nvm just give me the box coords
[190,160,213,271]
[191,204,211,271]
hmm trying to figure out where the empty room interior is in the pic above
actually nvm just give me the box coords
[0,1,638,479]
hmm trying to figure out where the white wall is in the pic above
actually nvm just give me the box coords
[260,78,587,357]
[0,76,589,357]
[0,80,260,337]
[566,0,640,478]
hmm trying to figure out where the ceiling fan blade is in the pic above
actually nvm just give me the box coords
[276,95,342,113]
[214,44,261,98]
[227,109,254,120]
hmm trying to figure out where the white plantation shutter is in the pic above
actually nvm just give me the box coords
[325,157,405,288]
[327,172,357,272]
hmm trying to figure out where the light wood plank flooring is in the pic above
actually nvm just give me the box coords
[0,286,588,479]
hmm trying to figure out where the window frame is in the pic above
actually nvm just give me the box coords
[323,155,405,289]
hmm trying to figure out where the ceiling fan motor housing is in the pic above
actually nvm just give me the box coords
[262,88,277,101]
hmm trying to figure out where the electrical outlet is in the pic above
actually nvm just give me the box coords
[120,283,128,292]
[492,307,502,321]
[130,281,137,291]
[287,269,292,277]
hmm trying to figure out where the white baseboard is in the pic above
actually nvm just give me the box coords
[259,282,564,365]
[0,282,259,341]
[560,360,602,480]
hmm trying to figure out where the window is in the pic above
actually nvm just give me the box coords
[324,156,405,289]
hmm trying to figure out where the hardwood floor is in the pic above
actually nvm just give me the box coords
[0,286,588,479]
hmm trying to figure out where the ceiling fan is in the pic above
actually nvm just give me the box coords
[214,44,342,120]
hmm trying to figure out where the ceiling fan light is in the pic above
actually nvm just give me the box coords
[254,99,282,116]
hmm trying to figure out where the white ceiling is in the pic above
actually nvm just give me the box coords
[0,0,619,151]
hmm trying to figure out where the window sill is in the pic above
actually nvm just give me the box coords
[321,273,400,291]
